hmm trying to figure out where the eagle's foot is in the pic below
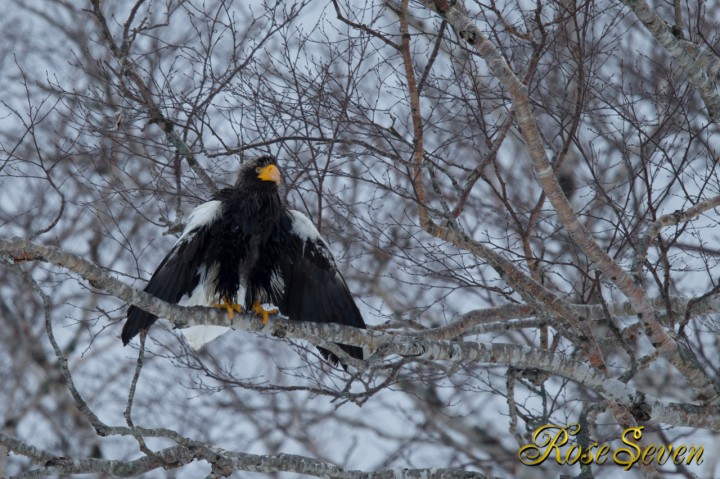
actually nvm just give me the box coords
[212,298,243,320]
[251,300,278,325]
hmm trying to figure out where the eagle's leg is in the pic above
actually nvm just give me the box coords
[251,300,278,324]
[212,297,244,320]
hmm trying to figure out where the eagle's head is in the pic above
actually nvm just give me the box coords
[235,155,281,191]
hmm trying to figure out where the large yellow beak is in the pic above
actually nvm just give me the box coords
[257,164,281,185]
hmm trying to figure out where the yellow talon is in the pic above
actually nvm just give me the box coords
[212,298,243,320]
[252,300,278,325]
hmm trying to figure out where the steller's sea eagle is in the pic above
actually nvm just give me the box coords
[122,155,365,366]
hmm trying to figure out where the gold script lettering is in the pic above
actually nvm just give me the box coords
[518,424,703,470]
[613,426,643,471]
[518,424,576,466]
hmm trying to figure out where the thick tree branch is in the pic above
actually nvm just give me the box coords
[419,0,719,402]
[397,0,606,369]
[619,0,720,120]
[2,237,720,430]
[0,429,497,479]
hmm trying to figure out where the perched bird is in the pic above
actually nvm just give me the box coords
[123,155,365,366]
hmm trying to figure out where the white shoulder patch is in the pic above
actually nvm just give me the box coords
[179,200,223,242]
[288,209,323,242]
[288,210,336,262]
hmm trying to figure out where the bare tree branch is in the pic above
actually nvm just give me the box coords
[3,237,720,432]
[419,0,719,403]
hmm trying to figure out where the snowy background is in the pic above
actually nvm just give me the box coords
[2,0,720,478]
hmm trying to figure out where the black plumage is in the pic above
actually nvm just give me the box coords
[258,210,365,362]
[123,155,365,366]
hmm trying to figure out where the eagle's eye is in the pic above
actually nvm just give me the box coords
[255,167,260,173]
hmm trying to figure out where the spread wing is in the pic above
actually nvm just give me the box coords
[265,210,365,365]
[122,200,223,345]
